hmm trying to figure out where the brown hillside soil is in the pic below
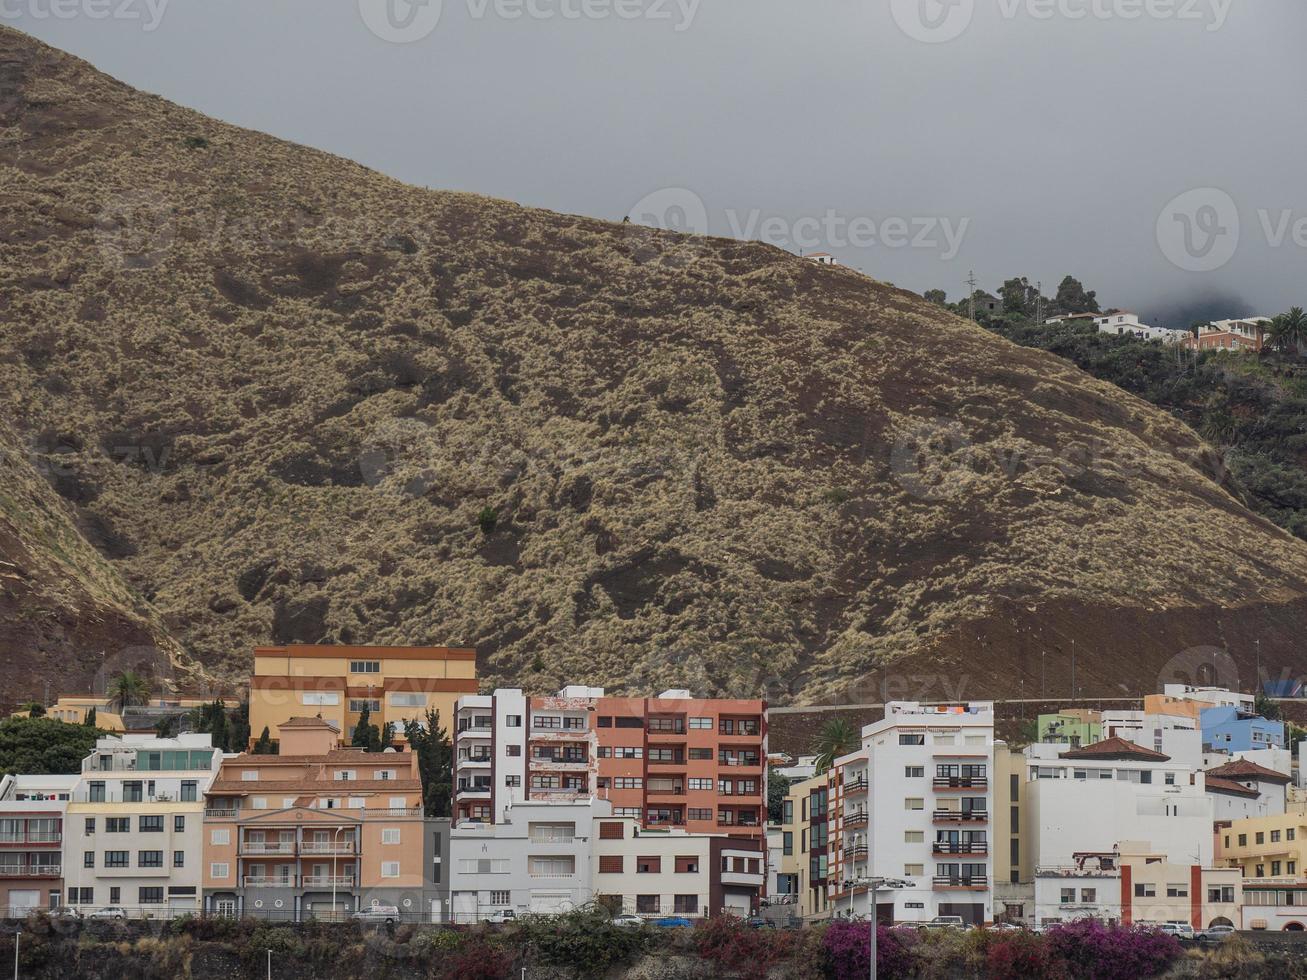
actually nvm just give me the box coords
[2,26,1307,703]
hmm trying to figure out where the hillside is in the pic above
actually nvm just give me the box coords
[4,27,1307,705]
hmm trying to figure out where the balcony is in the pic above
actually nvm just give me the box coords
[843,813,868,830]
[647,787,686,797]
[933,810,988,824]
[243,876,295,888]
[718,757,762,769]
[0,833,61,845]
[459,756,492,767]
[240,842,296,855]
[932,777,988,791]
[933,841,989,856]
[843,777,868,794]
[845,846,869,861]
[647,757,686,767]
[205,808,239,818]
[457,725,492,738]
[365,807,423,817]
[301,875,355,888]
[933,875,988,890]
[456,785,492,798]
[0,865,61,878]
[300,842,358,856]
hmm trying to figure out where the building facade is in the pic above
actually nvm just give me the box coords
[452,688,766,842]
[249,645,478,749]
[202,717,426,920]
[0,774,75,913]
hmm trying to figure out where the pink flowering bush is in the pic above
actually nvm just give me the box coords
[1043,920,1182,980]
[822,920,917,980]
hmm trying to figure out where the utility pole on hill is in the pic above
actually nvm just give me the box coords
[966,271,978,321]
[1035,281,1043,326]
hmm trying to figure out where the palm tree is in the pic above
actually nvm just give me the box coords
[812,717,859,774]
[1269,307,1307,355]
[107,670,151,713]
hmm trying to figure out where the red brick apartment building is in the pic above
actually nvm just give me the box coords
[452,687,766,841]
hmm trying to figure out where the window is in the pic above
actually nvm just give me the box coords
[382,828,402,844]
[1082,888,1096,903]
[904,766,924,777]
[88,781,105,802]
[597,716,612,728]
[139,851,163,868]
[899,734,925,746]
[905,798,924,811]
[457,858,510,874]
[139,815,163,832]
[173,851,185,868]
[636,895,660,914]
[1256,864,1265,878]
[68,888,93,905]
[688,748,712,760]
[599,855,623,873]
[689,717,713,729]
[490,890,511,905]
[106,817,130,833]
[174,815,186,832]
[335,770,356,781]
[380,861,400,878]
[1166,883,1188,898]
[505,775,521,787]
[349,660,381,674]
[374,769,397,781]
[1060,888,1075,905]
[637,856,662,874]
[210,862,229,879]
[1272,831,1283,843]
[1290,829,1297,841]
[675,856,699,873]
[505,745,522,757]
[210,829,231,846]
[1273,861,1283,877]
[105,851,129,868]
[613,778,643,789]
[904,864,924,876]
[688,808,712,821]
[528,856,575,877]
[1291,862,1299,876]
[688,778,713,791]
[139,887,164,905]
[390,693,427,708]
[674,895,699,914]
[241,770,260,781]
[301,692,340,706]
[1238,834,1247,846]
[1256,832,1265,845]
[84,817,95,835]
[251,797,268,810]
[1135,883,1155,897]
[83,852,94,869]
[783,831,793,856]
[506,715,522,727]
[599,822,625,840]
[109,887,120,905]
[905,831,924,844]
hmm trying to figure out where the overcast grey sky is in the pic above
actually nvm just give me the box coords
[10,0,1307,323]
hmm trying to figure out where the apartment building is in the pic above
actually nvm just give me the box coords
[1036,711,1101,748]
[1187,317,1270,352]
[63,733,222,914]
[202,716,426,920]
[1094,311,1186,344]
[38,695,216,731]
[992,741,1030,924]
[1205,759,1290,823]
[248,645,478,749]
[0,774,76,913]
[1217,812,1307,883]
[779,770,830,921]
[452,688,766,842]
[592,816,765,919]
[1099,708,1202,768]
[449,798,606,922]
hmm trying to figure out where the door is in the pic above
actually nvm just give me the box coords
[529,891,571,914]
[452,892,477,924]
[8,890,39,914]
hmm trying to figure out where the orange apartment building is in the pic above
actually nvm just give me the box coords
[202,716,426,919]
[248,645,478,750]
[452,687,766,842]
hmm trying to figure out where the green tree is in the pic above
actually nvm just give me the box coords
[1000,277,1041,315]
[153,715,180,738]
[478,505,499,534]
[767,769,791,824]
[0,717,103,777]
[352,704,381,751]
[107,671,151,713]
[812,717,859,774]
[404,708,453,818]
[923,289,947,306]
[381,721,395,750]
[1053,275,1100,314]
[252,726,276,754]
[83,707,96,727]
[19,701,45,718]
[1255,692,1283,721]
[1269,307,1307,356]
[226,700,251,753]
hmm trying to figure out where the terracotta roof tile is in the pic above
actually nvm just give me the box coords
[1204,776,1261,798]
[1058,737,1170,761]
[1205,760,1291,785]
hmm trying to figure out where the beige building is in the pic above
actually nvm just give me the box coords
[1217,813,1307,881]
[248,645,477,749]
[780,771,831,921]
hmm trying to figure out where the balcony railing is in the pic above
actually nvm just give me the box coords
[456,785,492,797]
[843,777,869,794]
[933,841,989,855]
[0,865,61,878]
[299,842,358,855]
[301,875,355,887]
[932,810,988,823]
[0,833,61,844]
[240,842,296,855]
[205,808,238,818]
[366,807,423,817]
[932,777,988,790]
[933,875,988,889]
[845,846,869,860]
[243,876,295,887]
[719,757,761,768]
[843,813,868,830]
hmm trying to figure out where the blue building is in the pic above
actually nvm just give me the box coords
[1200,705,1285,752]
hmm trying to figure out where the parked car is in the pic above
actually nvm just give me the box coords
[988,922,1024,932]
[610,914,645,928]
[1157,923,1195,941]
[922,915,967,930]
[655,917,694,928]
[352,905,400,925]
[1198,924,1236,943]
[88,907,128,920]
[482,908,517,924]
[746,917,777,929]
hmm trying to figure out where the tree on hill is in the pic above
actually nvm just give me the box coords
[767,769,791,824]
[405,708,453,818]
[1269,307,1307,356]
[352,704,381,751]
[19,701,45,718]
[1000,277,1042,316]
[1053,276,1100,314]
[923,289,947,306]
[812,717,859,775]
[107,671,151,713]
[0,717,103,777]
[83,707,96,727]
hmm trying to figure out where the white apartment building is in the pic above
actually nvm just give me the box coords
[834,702,995,926]
[1026,738,1213,870]
[453,690,530,824]
[63,734,222,914]
[448,798,607,922]
[1099,710,1203,769]
[592,816,765,919]
[0,774,77,913]
[1162,685,1255,713]
[1095,312,1186,344]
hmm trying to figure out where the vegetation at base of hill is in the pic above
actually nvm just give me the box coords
[187,698,251,753]
[0,716,103,776]
[767,768,790,823]
[929,276,1307,541]
[405,708,453,818]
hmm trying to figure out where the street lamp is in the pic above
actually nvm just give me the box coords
[13,926,20,980]
[853,877,885,980]
[330,825,350,920]
[266,948,271,980]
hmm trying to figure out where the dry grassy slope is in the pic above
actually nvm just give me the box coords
[3,26,1307,704]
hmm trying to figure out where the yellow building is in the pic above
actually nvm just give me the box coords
[780,771,832,921]
[248,645,478,749]
[1217,813,1307,880]
[33,696,216,731]
[992,741,1032,921]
